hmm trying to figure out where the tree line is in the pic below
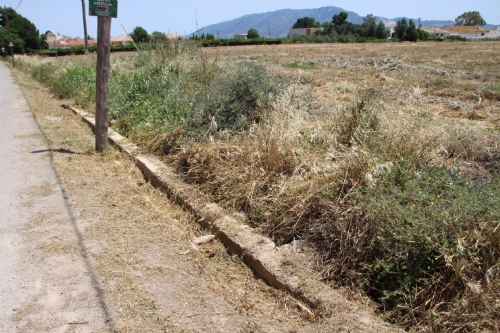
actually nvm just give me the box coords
[127,11,490,44]
[0,7,491,55]
[290,10,488,42]
[291,13,390,40]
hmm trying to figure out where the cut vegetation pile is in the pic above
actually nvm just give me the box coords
[10,41,500,332]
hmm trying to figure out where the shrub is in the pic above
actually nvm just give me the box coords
[108,44,286,151]
[305,158,500,330]
[194,62,285,137]
[445,35,467,42]
[345,162,500,329]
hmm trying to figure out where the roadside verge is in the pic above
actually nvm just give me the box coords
[66,105,395,332]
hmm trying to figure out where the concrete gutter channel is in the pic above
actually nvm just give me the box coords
[66,105,392,331]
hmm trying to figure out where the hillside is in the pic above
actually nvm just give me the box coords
[196,6,458,38]
[197,7,364,38]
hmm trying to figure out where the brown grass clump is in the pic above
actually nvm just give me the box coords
[441,123,500,172]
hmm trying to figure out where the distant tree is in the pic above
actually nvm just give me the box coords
[0,28,25,53]
[332,12,348,27]
[0,7,40,52]
[331,11,362,36]
[361,14,377,37]
[150,31,168,43]
[314,11,389,40]
[375,21,390,39]
[394,18,408,41]
[455,11,486,26]
[416,28,434,40]
[247,28,260,39]
[317,21,335,35]
[130,26,150,43]
[407,19,418,42]
[39,33,49,49]
[292,17,321,29]
[189,32,215,40]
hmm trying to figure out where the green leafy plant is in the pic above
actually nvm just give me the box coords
[347,162,500,327]
[195,62,285,137]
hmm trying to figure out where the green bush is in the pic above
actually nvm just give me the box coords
[291,34,338,43]
[347,162,500,325]
[445,35,467,42]
[110,67,187,134]
[106,43,285,145]
[195,63,284,136]
[33,43,137,57]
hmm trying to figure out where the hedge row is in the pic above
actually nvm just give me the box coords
[33,43,137,56]
[198,38,292,47]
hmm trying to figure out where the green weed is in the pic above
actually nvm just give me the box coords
[344,162,500,327]
[52,66,95,107]
[283,61,317,70]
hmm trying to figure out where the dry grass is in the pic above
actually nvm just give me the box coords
[11,40,500,332]
[11,66,347,333]
[175,41,500,331]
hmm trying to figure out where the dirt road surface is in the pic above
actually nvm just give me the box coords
[0,62,381,332]
[0,64,107,332]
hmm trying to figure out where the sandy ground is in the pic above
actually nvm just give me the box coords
[0,62,366,332]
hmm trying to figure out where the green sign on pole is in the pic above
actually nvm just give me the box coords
[89,0,118,18]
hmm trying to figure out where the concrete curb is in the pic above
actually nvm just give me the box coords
[67,105,392,331]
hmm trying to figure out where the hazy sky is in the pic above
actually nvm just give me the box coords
[3,0,500,37]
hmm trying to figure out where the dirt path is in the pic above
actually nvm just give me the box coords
[0,63,107,332]
[0,63,369,332]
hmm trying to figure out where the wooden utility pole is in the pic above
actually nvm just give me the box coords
[95,16,111,152]
[89,0,117,153]
[81,0,89,54]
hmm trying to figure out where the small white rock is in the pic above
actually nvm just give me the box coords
[44,116,62,122]
[193,235,215,245]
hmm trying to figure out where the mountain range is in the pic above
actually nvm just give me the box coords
[195,7,495,38]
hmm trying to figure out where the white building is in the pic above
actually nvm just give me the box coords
[441,26,488,39]
[289,28,321,37]
[486,27,500,39]
[420,27,451,38]
[234,34,247,39]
